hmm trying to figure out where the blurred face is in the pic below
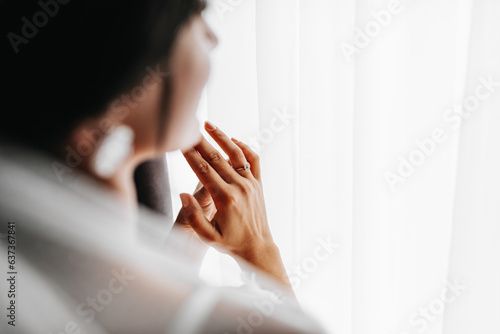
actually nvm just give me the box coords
[162,13,218,152]
[125,13,218,159]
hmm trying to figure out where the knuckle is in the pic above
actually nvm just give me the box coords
[205,181,217,193]
[239,183,252,196]
[232,148,246,161]
[235,179,254,196]
[206,182,224,200]
[223,192,238,206]
[196,161,211,175]
[185,148,197,155]
[208,151,223,163]
[214,129,226,139]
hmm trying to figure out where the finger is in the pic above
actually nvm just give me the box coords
[180,193,220,243]
[194,176,222,215]
[193,181,203,193]
[231,138,261,181]
[193,136,237,182]
[193,185,213,209]
[204,121,252,178]
[193,186,217,221]
[182,146,227,201]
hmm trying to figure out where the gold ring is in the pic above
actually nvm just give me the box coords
[234,163,250,172]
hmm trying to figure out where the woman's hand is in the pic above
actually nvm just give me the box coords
[174,181,216,243]
[180,121,291,289]
[170,182,216,270]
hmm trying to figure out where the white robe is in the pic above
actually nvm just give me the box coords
[0,144,325,334]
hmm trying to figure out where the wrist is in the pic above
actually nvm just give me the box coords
[236,238,279,264]
[236,240,291,285]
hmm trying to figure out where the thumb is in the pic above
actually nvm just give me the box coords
[180,193,219,242]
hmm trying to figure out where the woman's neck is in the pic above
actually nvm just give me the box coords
[100,160,138,208]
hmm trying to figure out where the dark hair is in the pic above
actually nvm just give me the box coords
[0,0,206,151]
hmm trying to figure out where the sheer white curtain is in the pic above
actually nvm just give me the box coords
[167,0,500,332]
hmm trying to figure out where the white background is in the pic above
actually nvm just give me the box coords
[167,0,500,333]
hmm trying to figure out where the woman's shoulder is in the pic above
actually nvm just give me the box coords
[0,146,207,332]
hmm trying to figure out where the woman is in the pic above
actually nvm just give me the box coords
[0,0,324,333]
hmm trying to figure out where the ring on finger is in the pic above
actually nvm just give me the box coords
[233,163,251,172]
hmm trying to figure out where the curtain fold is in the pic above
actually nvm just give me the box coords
[444,0,500,333]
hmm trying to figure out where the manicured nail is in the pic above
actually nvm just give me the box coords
[231,137,240,143]
[205,121,217,131]
[180,194,189,208]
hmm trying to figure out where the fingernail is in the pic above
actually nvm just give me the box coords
[231,137,239,143]
[180,194,189,208]
[205,121,217,131]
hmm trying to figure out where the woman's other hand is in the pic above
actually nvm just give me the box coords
[174,181,216,243]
